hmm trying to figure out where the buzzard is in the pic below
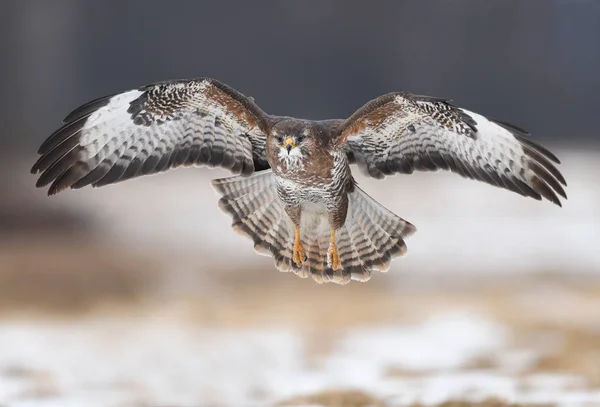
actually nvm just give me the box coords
[31,78,567,284]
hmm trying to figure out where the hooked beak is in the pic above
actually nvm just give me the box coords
[284,137,295,154]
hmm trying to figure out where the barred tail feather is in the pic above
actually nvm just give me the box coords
[334,185,417,283]
[295,185,416,284]
[212,172,416,284]
[212,170,294,268]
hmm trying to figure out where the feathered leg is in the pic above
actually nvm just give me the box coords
[293,225,307,267]
[327,228,341,270]
[285,205,306,267]
[326,194,348,271]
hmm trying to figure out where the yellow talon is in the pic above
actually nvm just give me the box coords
[293,226,306,267]
[327,229,341,270]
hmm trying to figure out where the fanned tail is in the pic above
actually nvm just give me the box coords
[212,172,416,284]
[337,184,416,282]
[212,170,295,272]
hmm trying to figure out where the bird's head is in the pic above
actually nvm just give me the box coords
[269,120,311,167]
[272,124,308,154]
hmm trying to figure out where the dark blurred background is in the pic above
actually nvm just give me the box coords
[1,1,599,406]
[3,0,600,153]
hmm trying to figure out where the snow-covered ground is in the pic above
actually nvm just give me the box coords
[1,307,600,407]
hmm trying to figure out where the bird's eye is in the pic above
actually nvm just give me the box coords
[296,135,304,143]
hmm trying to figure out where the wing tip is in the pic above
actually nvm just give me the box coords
[47,185,63,196]
[530,176,564,207]
[492,117,568,204]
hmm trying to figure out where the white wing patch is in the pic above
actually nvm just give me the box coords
[82,90,144,135]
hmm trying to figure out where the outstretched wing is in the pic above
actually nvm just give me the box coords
[32,78,271,195]
[338,93,567,206]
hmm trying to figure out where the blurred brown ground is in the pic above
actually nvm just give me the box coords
[2,228,600,385]
[2,234,600,406]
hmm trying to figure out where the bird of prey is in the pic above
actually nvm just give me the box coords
[31,78,567,284]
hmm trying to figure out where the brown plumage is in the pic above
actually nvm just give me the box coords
[31,77,568,284]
